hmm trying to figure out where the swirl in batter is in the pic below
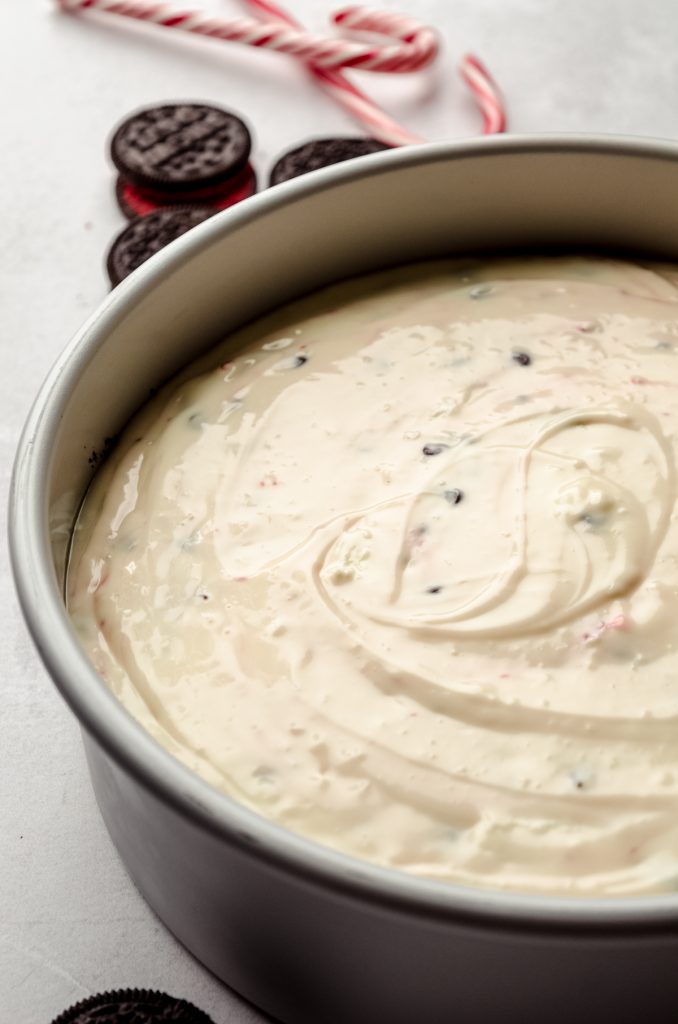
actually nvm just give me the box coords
[69,256,678,896]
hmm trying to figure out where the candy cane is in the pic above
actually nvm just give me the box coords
[245,0,506,141]
[460,54,506,135]
[242,0,424,145]
[56,0,507,142]
[57,1,438,72]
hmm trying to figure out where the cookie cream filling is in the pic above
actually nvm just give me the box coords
[68,256,678,897]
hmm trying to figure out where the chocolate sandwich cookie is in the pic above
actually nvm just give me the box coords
[115,162,257,220]
[269,136,390,186]
[111,103,252,195]
[106,207,214,287]
[50,988,214,1024]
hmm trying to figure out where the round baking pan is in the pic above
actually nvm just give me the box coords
[11,135,678,1024]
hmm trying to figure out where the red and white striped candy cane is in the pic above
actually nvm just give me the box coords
[243,0,424,144]
[243,0,505,141]
[57,0,506,143]
[460,54,506,134]
[58,1,438,72]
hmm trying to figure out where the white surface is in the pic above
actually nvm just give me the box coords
[3,2,678,1021]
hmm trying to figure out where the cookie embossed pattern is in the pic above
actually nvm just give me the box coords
[111,103,258,220]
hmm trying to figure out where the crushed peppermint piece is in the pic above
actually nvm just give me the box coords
[581,614,630,645]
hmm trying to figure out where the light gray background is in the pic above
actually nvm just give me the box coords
[3,2,678,1022]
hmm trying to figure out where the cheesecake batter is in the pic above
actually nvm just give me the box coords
[68,256,678,896]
